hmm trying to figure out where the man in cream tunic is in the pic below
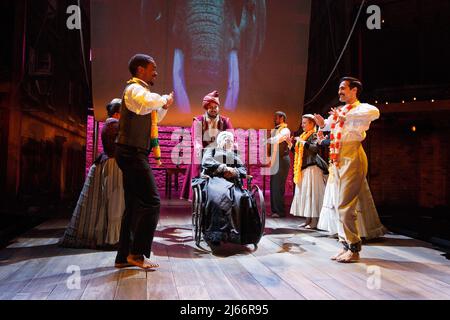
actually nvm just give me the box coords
[315,77,379,263]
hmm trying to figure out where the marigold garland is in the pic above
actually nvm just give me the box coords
[126,78,162,166]
[329,101,360,167]
[151,110,162,166]
[293,129,316,185]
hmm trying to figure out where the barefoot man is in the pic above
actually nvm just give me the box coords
[114,54,174,270]
[314,77,379,263]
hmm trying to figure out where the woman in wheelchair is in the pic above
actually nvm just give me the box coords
[197,131,263,248]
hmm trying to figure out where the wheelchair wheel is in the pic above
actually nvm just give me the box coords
[251,184,266,238]
[192,185,203,247]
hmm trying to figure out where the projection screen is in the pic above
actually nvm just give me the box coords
[91,0,311,129]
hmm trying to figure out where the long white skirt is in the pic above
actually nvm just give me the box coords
[318,178,386,240]
[290,166,327,218]
[317,178,340,234]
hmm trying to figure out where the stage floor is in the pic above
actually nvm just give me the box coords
[0,199,449,300]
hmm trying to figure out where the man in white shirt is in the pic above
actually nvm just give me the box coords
[114,54,174,270]
[314,77,379,263]
[268,111,292,218]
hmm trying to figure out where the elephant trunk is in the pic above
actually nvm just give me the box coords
[185,1,228,86]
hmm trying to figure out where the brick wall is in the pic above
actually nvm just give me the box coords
[87,111,450,210]
[367,111,450,208]
[86,116,294,195]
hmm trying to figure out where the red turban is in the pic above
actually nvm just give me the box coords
[202,90,220,109]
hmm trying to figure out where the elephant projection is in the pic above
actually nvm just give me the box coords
[140,0,267,112]
[90,0,311,128]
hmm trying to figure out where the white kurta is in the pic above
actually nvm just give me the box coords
[321,103,380,142]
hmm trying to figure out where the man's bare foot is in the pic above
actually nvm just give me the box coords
[298,223,307,228]
[331,248,348,261]
[127,255,160,270]
[336,250,360,263]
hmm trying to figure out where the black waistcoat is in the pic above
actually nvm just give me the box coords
[116,80,152,152]
[278,141,290,157]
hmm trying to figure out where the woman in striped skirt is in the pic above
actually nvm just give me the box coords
[60,99,125,249]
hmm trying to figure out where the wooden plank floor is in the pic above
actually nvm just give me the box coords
[1,199,449,300]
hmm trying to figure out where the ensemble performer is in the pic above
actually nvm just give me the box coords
[180,90,233,201]
[314,77,380,263]
[200,131,247,247]
[268,111,292,218]
[60,99,124,249]
[289,114,328,229]
[114,54,174,270]
[96,100,126,247]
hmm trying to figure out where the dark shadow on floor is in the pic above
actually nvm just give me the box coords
[18,228,66,239]
[209,242,255,257]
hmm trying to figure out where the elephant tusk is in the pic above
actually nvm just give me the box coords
[173,48,191,113]
[224,50,240,111]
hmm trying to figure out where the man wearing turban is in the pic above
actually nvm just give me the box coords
[180,91,233,201]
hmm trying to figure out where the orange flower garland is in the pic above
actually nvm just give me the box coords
[126,78,163,166]
[293,129,316,185]
[150,110,162,166]
[329,101,360,167]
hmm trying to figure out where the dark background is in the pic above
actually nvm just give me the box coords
[304,0,450,245]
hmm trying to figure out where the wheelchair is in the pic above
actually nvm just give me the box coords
[191,173,266,249]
